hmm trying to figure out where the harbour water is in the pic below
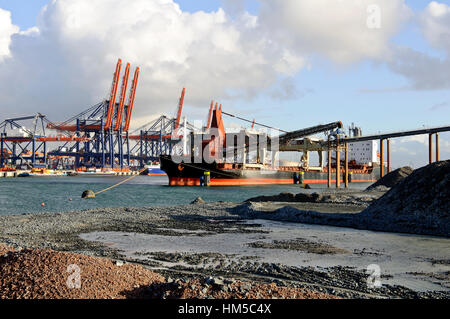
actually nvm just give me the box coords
[0,175,371,216]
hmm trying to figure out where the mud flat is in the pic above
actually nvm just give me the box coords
[0,195,448,299]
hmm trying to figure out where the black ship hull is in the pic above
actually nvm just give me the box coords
[160,155,381,186]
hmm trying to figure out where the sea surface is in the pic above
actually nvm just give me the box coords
[0,175,371,216]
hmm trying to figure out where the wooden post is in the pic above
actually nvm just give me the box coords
[436,133,439,162]
[380,139,384,179]
[344,142,348,188]
[336,136,340,188]
[327,140,331,188]
[429,134,433,164]
[387,139,391,173]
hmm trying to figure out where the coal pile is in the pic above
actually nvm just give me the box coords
[366,166,413,192]
[361,160,450,237]
[245,192,322,203]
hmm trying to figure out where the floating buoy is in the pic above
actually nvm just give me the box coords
[81,168,146,199]
[68,198,73,201]
[82,190,96,199]
[41,202,45,207]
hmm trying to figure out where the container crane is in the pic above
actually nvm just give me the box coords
[114,62,130,131]
[104,59,122,131]
[122,67,140,132]
[43,59,140,170]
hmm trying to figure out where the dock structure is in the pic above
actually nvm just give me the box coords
[128,114,196,167]
[0,60,196,173]
[0,113,79,169]
[221,111,449,189]
[1,58,449,181]
[341,125,450,180]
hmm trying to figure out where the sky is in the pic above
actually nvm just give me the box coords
[0,0,449,168]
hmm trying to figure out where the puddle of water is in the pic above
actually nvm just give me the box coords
[80,220,450,292]
[156,228,212,235]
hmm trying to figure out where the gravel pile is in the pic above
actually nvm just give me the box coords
[360,160,450,237]
[365,166,413,192]
[0,243,14,256]
[0,248,336,299]
[0,248,165,299]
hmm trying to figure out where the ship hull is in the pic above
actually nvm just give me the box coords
[160,155,380,186]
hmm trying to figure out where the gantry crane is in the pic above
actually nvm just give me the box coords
[128,88,199,167]
[45,58,140,170]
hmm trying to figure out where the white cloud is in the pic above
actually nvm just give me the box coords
[386,46,450,90]
[399,134,429,145]
[384,2,450,91]
[0,8,19,61]
[389,133,450,168]
[257,0,412,64]
[0,0,304,126]
[421,1,450,52]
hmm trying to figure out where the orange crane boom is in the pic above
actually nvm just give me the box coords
[114,62,130,131]
[104,59,122,130]
[174,88,186,131]
[123,67,140,132]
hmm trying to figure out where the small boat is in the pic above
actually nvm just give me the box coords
[28,168,67,176]
[17,172,30,177]
[143,163,166,176]
[77,169,116,176]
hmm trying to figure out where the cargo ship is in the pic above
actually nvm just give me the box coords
[160,106,384,186]
[160,155,381,186]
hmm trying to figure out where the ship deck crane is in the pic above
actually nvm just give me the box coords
[174,88,186,132]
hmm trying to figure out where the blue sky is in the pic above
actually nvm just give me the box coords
[0,0,449,168]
